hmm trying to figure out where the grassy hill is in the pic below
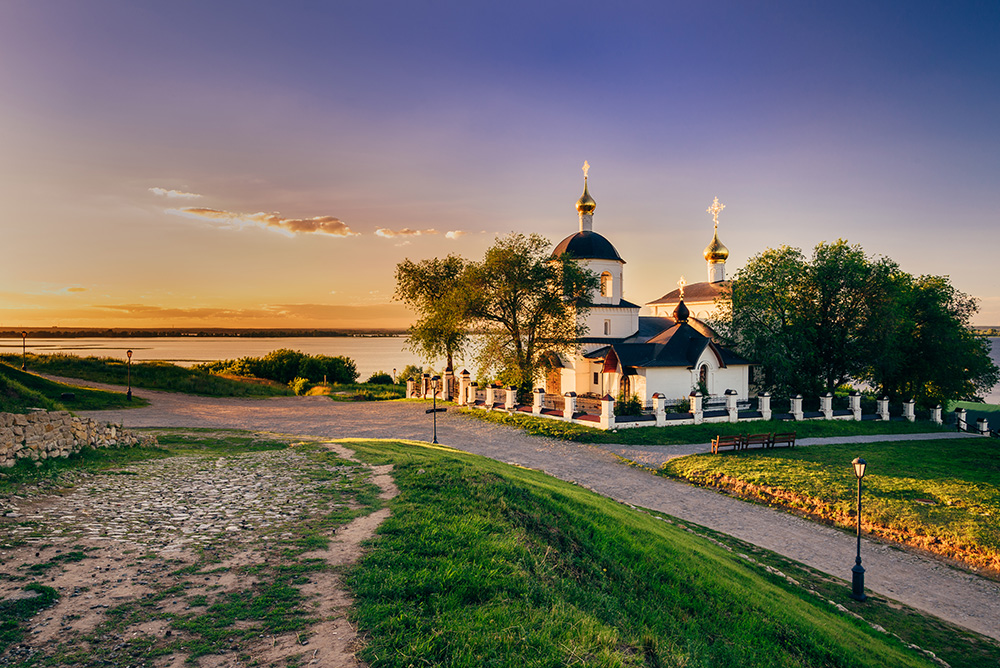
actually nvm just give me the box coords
[0,363,144,413]
[344,439,994,668]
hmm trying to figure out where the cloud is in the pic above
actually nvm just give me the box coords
[375,228,438,238]
[149,187,202,199]
[66,287,87,293]
[445,230,466,239]
[171,207,357,237]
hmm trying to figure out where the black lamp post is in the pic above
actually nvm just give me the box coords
[20,331,27,370]
[431,375,440,444]
[126,350,133,401]
[850,457,868,601]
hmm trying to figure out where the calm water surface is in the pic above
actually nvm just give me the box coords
[0,336,440,382]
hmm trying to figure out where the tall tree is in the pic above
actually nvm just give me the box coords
[463,233,597,398]
[394,254,469,371]
[716,240,998,405]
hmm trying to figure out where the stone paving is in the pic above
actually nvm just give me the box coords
[65,380,1000,642]
[1,448,358,552]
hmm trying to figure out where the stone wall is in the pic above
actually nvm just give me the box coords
[0,411,151,468]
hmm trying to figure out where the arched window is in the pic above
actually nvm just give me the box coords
[619,375,630,398]
[600,271,612,297]
[699,364,708,386]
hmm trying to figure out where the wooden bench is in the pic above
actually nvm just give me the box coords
[770,432,796,448]
[711,434,742,454]
[742,433,771,450]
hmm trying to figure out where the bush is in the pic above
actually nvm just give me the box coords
[399,364,425,382]
[289,377,310,395]
[196,349,359,385]
[614,392,643,417]
[367,371,394,385]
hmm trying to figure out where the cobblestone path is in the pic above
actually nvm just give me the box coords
[76,383,1000,642]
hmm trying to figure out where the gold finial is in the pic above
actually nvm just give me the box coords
[678,275,686,298]
[704,197,729,263]
[576,161,596,214]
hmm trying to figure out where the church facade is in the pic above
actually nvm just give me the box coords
[545,168,750,406]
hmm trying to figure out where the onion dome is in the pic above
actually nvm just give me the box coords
[576,179,596,214]
[703,229,729,263]
[673,298,690,323]
[551,230,624,262]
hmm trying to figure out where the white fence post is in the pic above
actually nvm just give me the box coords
[977,417,990,435]
[485,384,495,408]
[406,378,416,398]
[652,393,666,427]
[600,394,615,430]
[725,389,738,423]
[791,395,804,421]
[505,386,517,410]
[759,392,771,421]
[563,392,577,421]
[691,391,703,425]
[931,404,942,425]
[458,370,470,406]
[532,388,544,415]
[955,408,967,431]
[903,399,915,422]
[849,392,862,421]
[878,397,890,421]
[820,392,833,420]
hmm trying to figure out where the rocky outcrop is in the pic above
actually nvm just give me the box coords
[0,411,152,468]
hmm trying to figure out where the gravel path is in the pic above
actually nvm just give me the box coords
[73,383,1000,641]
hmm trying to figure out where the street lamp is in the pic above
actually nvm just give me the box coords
[20,331,27,370]
[850,457,868,602]
[126,350,133,401]
[393,367,397,384]
[431,375,440,444]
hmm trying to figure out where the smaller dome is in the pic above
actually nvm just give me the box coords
[704,230,729,263]
[576,180,596,214]
[672,298,690,323]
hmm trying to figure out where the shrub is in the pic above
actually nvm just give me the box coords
[197,350,358,385]
[367,371,394,385]
[289,377,310,395]
[398,364,424,382]
[614,392,643,417]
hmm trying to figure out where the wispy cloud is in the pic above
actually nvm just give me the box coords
[171,208,357,237]
[149,187,202,199]
[445,230,466,239]
[375,228,438,238]
[66,287,87,293]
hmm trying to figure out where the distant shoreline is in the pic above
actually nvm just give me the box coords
[0,329,408,338]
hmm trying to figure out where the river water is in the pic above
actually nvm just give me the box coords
[2,336,998,402]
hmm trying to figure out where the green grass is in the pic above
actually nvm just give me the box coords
[1,353,292,398]
[0,362,147,413]
[658,438,1000,573]
[0,583,59,655]
[459,406,948,444]
[343,438,965,668]
[313,381,407,401]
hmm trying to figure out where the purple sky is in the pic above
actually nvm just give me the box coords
[1,1,998,328]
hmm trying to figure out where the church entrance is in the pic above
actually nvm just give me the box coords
[619,374,630,399]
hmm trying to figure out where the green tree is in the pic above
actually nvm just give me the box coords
[716,240,998,405]
[463,233,597,399]
[394,254,469,371]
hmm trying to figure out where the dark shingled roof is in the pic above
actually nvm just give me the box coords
[646,280,728,306]
[583,321,750,369]
[551,230,624,262]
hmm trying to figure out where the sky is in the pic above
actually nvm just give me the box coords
[1,0,998,329]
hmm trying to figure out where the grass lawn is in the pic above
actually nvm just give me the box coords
[343,438,995,668]
[459,406,949,445]
[307,381,407,401]
[1,353,291,398]
[0,362,147,413]
[658,438,1000,574]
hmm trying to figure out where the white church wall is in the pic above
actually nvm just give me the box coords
[584,259,624,305]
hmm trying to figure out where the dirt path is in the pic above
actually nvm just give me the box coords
[69,384,1000,641]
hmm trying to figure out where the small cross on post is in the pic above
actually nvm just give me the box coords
[678,275,687,299]
[582,160,590,180]
[706,196,725,231]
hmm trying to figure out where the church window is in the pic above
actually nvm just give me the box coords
[619,375,630,398]
[593,372,599,385]
[600,271,612,297]
[603,319,611,335]
[699,364,709,390]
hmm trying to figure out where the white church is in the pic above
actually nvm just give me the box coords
[544,165,750,405]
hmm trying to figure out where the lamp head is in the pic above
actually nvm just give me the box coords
[127,349,132,359]
[852,457,867,479]
[21,331,27,338]
[432,374,441,387]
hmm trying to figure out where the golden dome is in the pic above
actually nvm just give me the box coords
[704,229,729,263]
[576,179,596,214]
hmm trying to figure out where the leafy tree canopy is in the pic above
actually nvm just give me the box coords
[394,254,469,371]
[714,240,998,406]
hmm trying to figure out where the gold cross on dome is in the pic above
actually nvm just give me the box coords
[678,275,686,298]
[706,196,725,230]
[582,160,590,180]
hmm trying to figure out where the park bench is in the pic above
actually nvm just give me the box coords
[711,434,742,454]
[770,432,796,448]
[742,433,771,450]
